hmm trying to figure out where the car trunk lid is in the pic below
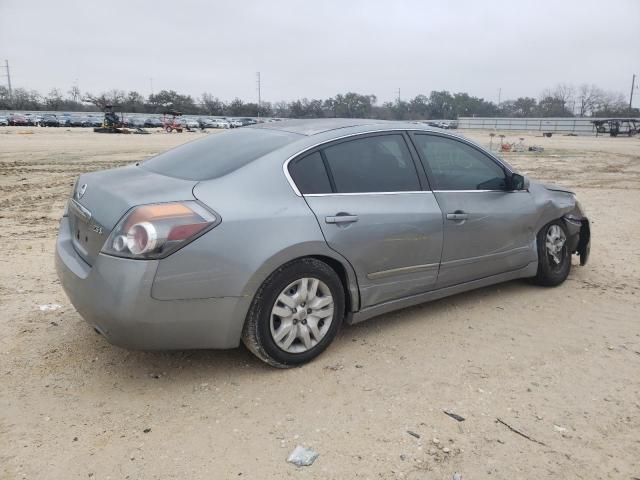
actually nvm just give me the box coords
[68,165,198,266]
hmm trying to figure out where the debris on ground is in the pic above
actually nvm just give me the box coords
[453,473,462,480]
[39,304,61,311]
[496,417,547,446]
[406,430,420,439]
[323,363,344,371]
[529,145,545,152]
[553,424,567,432]
[287,445,319,467]
[444,410,466,422]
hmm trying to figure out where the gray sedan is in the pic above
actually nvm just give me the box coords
[55,119,590,367]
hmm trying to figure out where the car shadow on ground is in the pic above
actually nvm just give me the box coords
[60,278,539,386]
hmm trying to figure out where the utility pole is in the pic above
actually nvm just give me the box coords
[256,72,261,117]
[629,73,636,116]
[497,87,502,107]
[4,60,12,101]
[397,88,401,104]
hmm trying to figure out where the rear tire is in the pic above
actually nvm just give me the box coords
[532,220,571,286]
[242,258,345,368]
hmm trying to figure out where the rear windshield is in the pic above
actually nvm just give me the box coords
[141,128,301,180]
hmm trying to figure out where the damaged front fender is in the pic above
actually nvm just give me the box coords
[528,180,591,266]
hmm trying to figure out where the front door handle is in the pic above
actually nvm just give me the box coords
[325,214,359,224]
[446,211,469,221]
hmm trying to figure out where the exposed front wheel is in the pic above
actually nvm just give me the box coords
[242,258,345,368]
[532,220,571,286]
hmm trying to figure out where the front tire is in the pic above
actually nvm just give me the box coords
[532,220,571,286]
[242,258,345,368]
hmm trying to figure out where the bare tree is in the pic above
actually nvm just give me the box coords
[68,85,81,103]
[84,89,126,109]
[553,83,575,113]
[46,88,64,110]
[577,84,604,117]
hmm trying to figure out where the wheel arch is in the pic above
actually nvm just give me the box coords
[241,246,361,318]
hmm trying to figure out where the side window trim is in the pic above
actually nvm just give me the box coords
[407,131,509,192]
[319,149,337,193]
[402,131,432,191]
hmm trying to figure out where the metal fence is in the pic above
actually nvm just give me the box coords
[457,117,596,135]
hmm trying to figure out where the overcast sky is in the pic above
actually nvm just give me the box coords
[1,0,638,105]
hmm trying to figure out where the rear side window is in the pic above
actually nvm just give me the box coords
[322,135,420,193]
[141,128,301,180]
[289,152,332,194]
[413,135,507,191]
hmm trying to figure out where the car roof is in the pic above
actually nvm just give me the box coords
[249,118,443,136]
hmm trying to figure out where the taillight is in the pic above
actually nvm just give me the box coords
[101,201,218,259]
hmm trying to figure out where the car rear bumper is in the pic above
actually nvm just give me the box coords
[55,217,248,350]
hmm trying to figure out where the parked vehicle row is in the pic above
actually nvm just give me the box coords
[0,112,105,127]
[0,113,281,129]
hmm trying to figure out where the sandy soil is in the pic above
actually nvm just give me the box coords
[1,126,639,480]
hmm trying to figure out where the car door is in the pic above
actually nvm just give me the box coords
[288,132,444,308]
[410,132,538,288]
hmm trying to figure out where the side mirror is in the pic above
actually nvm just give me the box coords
[508,173,528,191]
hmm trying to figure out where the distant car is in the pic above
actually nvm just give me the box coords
[144,117,163,128]
[198,118,215,129]
[230,119,244,128]
[0,116,9,126]
[211,119,230,129]
[41,114,60,127]
[81,116,95,127]
[181,118,199,129]
[88,116,103,127]
[9,114,28,126]
[58,115,71,127]
[69,115,86,127]
[31,114,43,126]
[128,117,146,128]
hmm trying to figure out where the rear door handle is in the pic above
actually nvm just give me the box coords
[325,214,359,224]
[446,212,469,221]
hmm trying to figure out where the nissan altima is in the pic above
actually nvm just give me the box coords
[55,119,590,367]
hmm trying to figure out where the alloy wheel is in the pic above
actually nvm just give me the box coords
[545,224,567,267]
[270,277,334,353]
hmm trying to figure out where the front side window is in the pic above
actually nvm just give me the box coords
[322,135,420,193]
[413,135,507,191]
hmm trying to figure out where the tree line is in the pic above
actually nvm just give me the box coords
[0,83,635,118]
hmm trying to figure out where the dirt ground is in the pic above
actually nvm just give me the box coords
[1,126,639,480]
